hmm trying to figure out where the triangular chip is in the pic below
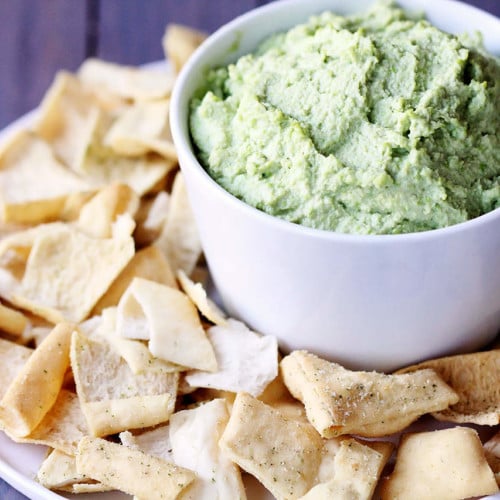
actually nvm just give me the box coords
[104,99,177,160]
[34,71,101,173]
[186,319,278,396]
[381,427,499,500]
[170,399,246,499]
[0,301,29,337]
[155,172,202,275]
[396,350,500,425]
[76,436,195,499]
[70,330,178,436]
[117,277,217,372]
[220,392,325,499]
[11,223,134,323]
[281,350,459,437]
[177,269,226,325]
[133,191,170,247]
[162,24,207,74]
[78,58,175,101]
[0,131,90,224]
[7,389,88,455]
[0,322,74,436]
[76,183,139,239]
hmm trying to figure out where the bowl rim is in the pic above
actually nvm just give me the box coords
[170,0,500,244]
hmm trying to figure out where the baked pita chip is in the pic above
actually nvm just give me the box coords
[220,392,325,499]
[35,71,100,173]
[0,322,74,436]
[485,431,500,486]
[381,427,499,500]
[155,173,202,275]
[76,436,195,499]
[37,449,112,493]
[301,439,392,500]
[92,245,176,315]
[120,426,174,462]
[133,191,170,247]
[76,183,139,239]
[162,24,207,74]
[170,399,246,500]
[281,350,459,437]
[117,277,217,371]
[0,301,29,337]
[7,389,88,455]
[177,269,226,325]
[0,132,90,224]
[11,223,134,323]
[186,319,278,397]
[104,99,177,160]
[0,338,32,400]
[78,58,175,101]
[397,350,500,425]
[70,330,178,436]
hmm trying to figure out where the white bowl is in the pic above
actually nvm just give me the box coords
[170,0,500,371]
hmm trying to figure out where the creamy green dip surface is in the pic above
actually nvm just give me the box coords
[190,1,500,234]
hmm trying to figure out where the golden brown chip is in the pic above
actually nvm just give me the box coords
[0,301,29,337]
[0,131,90,224]
[10,223,134,323]
[0,322,74,436]
[7,389,88,455]
[220,392,325,499]
[381,427,499,500]
[104,99,178,160]
[162,24,207,74]
[92,245,177,315]
[76,436,195,499]
[70,330,178,436]
[155,172,202,275]
[396,350,500,425]
[281,350,459,437]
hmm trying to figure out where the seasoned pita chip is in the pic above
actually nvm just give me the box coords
[0,301,29,337]
[186,319,278,397]
[37,449,112,493]
[104,99,177,160]
[76,183,139,239]
[155,173,202,275]
[397,350,500,425]
[120,426,174,462]
[117,277,217,371]
[301,439,392,500]
[485,431,500,486]
[177,269,226,325]
[7,390,88,455]
[35,71,100,172]
[0,132,89,224]
[281,351,459,438]
[71,331,178,436]
[11,223,134,323]
[220,392,325,500]
[162,24,207,74]
[76,436,195,499]
[170,399,246,499]
[381,427,499,500]
[92,245,176,315]
[0,338,32,400]
[80,110,176,196]
[0,322,74,436]
[78,58,175,101]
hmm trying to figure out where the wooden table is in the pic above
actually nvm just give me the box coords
[0,0,499,498]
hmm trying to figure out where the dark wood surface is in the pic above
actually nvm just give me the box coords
[0,1,499,498]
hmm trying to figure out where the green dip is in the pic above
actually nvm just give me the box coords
[190,1,500,234]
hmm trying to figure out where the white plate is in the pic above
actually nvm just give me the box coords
[0,64,498,500]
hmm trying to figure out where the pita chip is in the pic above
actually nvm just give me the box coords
[485,431,500,486]
[0,338,32,400]
[163,24,207,74]
[0,301,29,337]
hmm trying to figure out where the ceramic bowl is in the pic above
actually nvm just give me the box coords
[170,0,500,371]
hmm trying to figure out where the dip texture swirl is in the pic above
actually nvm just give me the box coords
[190,1,500,234]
